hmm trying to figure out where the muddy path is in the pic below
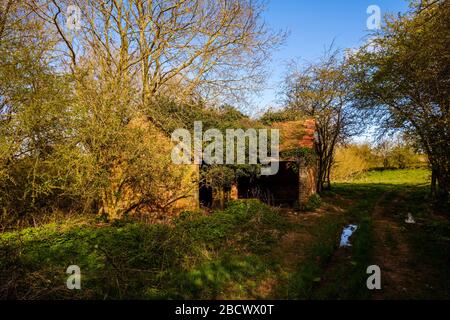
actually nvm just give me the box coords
[309,190,425,299]
[371,191,433,299]
[256,185,447,299]
[254,205,346,299]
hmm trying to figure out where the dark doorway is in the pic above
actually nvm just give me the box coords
[237,161,299,207]
[199,185,213,208]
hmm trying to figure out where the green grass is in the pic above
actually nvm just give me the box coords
[379,183,450,299]
[1,168,449,300]
[279,213,345,299]
[351,168,430,185]
[325,169,450,299]
[308,184,382,300]
[296,168,448,299]
[0,200,291,299]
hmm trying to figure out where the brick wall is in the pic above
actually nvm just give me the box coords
[298,159,317,205]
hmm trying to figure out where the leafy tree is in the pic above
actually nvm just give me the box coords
[348,0,450,201]
[0,1,78,221]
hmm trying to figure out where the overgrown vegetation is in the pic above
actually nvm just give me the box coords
[2,169,449,300]
[0,0,284,226]
[1,0,450,302]
[0,200,290,299]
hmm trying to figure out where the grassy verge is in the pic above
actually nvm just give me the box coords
[0,200,290,299]
[276,183,382,299]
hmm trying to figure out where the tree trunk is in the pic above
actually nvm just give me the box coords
[431,167,437,198]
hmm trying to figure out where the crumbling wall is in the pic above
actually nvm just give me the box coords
[298,159,317,205]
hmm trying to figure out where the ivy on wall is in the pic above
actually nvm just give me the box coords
[280,147,317,173]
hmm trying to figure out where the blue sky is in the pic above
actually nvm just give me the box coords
[250,0,411,114]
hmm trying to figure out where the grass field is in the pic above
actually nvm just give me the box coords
[350,168,431,185]
[1,169,449,299]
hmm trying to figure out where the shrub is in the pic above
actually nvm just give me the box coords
[304,194,322,211]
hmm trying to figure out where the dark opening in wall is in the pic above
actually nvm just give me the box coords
[199,185,213,208]
[237,161,299,207]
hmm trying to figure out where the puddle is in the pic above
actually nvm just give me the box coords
[339,224,358,247]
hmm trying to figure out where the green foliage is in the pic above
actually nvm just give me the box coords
[332,142,428,182]
[332,145,370,181]
[282,213,344,299]
[280,147,316,167]
[177,254,266,299]
[304,194,322,211]
[0,2,276,225]
[2,169,449,300]
[260,108,299,125]
[0,199,288,299]
[349,0,450,198]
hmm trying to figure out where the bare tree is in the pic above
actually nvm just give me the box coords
[30,0,285,105]
[283,49,361,192]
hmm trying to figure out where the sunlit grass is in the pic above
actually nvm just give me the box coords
[349,168,430,185]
